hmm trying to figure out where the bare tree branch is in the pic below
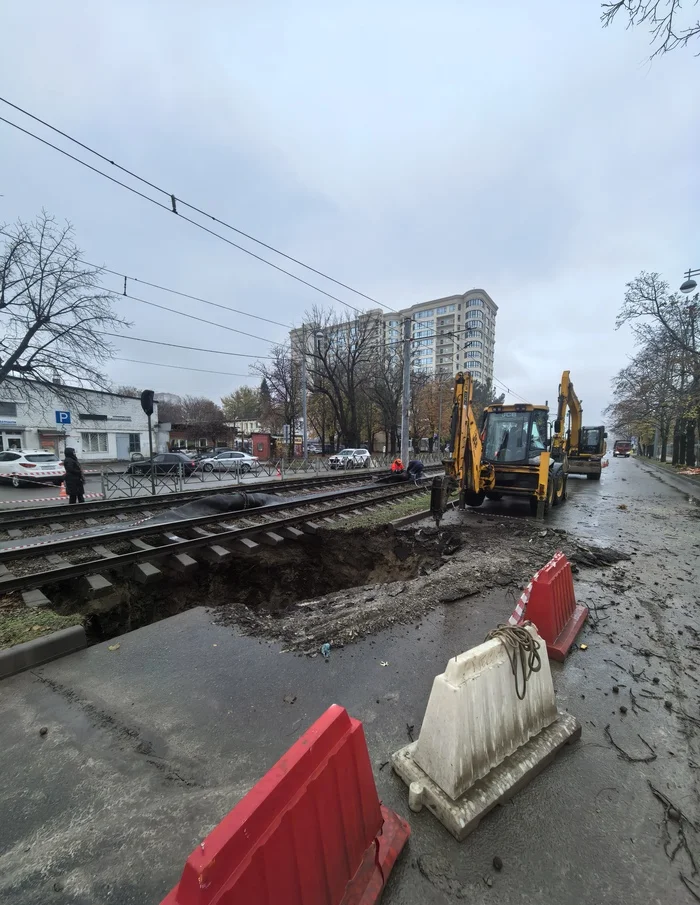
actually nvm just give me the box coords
[601,0,700,57]
[0,211,130,405]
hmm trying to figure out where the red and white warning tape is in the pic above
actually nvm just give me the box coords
[0,492,104,506]
[508,575,537,625]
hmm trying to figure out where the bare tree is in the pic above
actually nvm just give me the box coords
[409,369,432,452]
[179,396,226,443]
[605,330,682,460]
[155,394,183,424]
[601,0,700,57]
[308,391,336,452]
[305,306,381,448]
[367,346,403,454]
[615,271,699,460]
[251,345,301,454]
[0,212,129,403]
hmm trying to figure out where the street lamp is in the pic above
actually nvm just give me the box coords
[680,268,700,293]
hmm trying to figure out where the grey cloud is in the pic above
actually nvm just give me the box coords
[1,0,698,422]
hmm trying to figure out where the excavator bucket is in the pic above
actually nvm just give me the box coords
[430,474,452,527]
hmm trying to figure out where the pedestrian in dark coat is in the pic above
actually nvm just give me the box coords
[63,447,85,504]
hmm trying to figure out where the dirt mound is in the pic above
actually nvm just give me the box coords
[214,520,628,653]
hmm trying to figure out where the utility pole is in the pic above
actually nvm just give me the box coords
[300,328,308,461]
[401,316,411,465]
[437,372,444,453]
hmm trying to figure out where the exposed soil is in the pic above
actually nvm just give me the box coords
[214,519,628,653]
[43,514,628,650]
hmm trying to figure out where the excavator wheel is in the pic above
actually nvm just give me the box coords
[464,491,485,508]
[552,471,566,506]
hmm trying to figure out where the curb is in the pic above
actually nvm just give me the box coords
[634,458,700,503]
[0,626,87,680]
[390,508,432,529]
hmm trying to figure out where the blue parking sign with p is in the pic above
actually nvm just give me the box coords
[55,410,71,425]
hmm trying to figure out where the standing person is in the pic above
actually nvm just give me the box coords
[63,447,85,504]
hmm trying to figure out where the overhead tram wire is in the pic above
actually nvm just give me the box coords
[0,109,368,316]
[0,95,396,313]
[0,100,531,401]
[102,333,276,360]
[113,357,250,378]
[122,292,279,346]
[80,259,293,330]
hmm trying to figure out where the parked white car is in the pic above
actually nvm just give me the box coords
[0,449,66,488]
[328,448,372,469]
[198,451,259,474]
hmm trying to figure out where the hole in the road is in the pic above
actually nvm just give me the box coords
[42,515,630,651]
[52,526,453,643]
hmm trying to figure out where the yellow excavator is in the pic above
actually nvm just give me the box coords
[555,370,607,480]
[430,371,568,525]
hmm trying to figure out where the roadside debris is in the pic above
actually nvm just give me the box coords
[39,727,47,737]
[213,522,629,654]
[283,694,297,705]
[107,643,120,652]
[493,856,503,871]
[648,782,698,879]
[604,724,656,762]
[416,853,467,899]
[320,643,331,661]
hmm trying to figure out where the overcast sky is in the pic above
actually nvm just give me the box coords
[1,1,698,424]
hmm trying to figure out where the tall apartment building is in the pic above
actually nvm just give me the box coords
[291,288,497,386]
[382,289,497,384]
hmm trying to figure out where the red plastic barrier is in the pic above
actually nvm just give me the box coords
[521,551,588,661]
[161,704,410,905]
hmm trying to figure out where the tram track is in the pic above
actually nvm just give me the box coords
[0,468,409,535]
[0,477,435,601]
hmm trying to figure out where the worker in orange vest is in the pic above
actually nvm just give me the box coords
[391,458,404,474]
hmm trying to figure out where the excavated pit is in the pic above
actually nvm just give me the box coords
[42,518,629,651]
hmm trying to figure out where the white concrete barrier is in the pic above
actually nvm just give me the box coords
[392,625,580,840]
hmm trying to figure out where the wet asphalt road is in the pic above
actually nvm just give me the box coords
[1,457,699,904]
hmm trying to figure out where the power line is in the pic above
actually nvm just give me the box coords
[0,108,371,316]
[491,376,529,404]
[0,95,394,312]
[0,100,531,401]
[123,292,279,345]
[113,357,250,378]
[81,259,293,330]
[103,332,276,360]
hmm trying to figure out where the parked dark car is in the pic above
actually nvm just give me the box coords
[125,452,197,476]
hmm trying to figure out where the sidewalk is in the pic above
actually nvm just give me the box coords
[634,456,700,503]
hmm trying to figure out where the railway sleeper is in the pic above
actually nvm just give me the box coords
[131,562,162,585]
[79,573,114,600]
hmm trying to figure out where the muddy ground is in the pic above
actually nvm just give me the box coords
[214,519,628,653]
[2,457,700,905]
[30,511,627,649]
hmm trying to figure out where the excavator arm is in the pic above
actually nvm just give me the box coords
[430,372,487,525]
[552,370,582,460]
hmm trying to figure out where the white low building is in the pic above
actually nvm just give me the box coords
[0,378,160,462]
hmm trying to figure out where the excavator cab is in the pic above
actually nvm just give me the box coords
[579,426,606,455]
[481,407,549,465]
